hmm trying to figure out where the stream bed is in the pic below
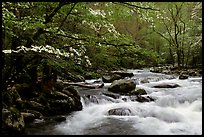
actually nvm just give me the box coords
[24,69,202,135]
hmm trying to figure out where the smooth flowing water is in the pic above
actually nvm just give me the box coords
[24,69,202,135]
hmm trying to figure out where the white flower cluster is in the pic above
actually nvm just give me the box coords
[105,22,119,35]
[2,45,70,58]
[191,3,202,21]
[89,8,106,18]
[3,45,92,66]
[84,55,91,66]
[87,21,101,32]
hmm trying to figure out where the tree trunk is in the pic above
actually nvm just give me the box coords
[177,49,181,69]
[169,47,175,67]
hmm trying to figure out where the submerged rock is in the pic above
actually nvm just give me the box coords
[108,107,132,116]
[122,95,154,103]
[153,83,181,88]
[102,92,120,99]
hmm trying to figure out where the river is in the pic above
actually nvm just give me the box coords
[24,69,202,135]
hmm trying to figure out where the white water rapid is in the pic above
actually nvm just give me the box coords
[29,69,203,135]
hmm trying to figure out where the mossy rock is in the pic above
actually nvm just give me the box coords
[108,79,136,94]
[2,85,21,107]
[130,87,147,95]
[2,107,25,134]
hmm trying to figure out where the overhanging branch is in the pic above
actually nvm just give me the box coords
[115,2,160,11]
[45,31,134,47]
[57,2,77,32]
[25,2,73,48]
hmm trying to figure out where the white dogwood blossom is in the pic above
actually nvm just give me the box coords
[3,44,92,66]
[89,8,106,18]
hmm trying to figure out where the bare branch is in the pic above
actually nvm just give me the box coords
[153,27,171,44]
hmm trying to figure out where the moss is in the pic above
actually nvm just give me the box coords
[130,87,147,95]
[2,107,25,133]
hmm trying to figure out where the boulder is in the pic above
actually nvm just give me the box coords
[38,86,83,116]
[108,79,136,94]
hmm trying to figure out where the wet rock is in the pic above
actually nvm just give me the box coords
[2,107,25,134]
[111,71,134,78]
[102,92,120,99]
[108,107,132,116]
[76,75,85,82]
[2,84,22,107]
[46,91,69,100]
[53,116,67,122]
[122,98,128,102]
[25,110,43,119]
[127,95,154,102]
[15,83,38,99]
[82,94,116,105]
[130,87,147,95]
[135,95,154,102]
[85,95,99,104]
[140,78,149,84]
[150,67,163,73]
[21,112,35,123]
[188,70,198,76]
[63,86,81,99]
[27,100,44,111]
[153,83,181,88]
[108,79,136,94]
[102,74,123,83]
[179,74,188,80]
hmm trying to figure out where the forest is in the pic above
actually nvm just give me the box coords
[2,2,202,135]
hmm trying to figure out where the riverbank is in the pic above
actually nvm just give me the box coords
[2,66,202,135]
[149,65,202,77]
[23,69,202,135]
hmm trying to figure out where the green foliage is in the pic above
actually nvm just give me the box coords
[2,2,202,91]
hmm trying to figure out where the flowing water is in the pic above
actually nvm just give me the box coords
[24,69,202,135]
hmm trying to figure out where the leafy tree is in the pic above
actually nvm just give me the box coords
[150,2,202,68]
[2,2,201,92]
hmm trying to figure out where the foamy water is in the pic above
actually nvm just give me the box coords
[44,69,203,135]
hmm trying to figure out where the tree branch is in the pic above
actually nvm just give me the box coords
[115,2,160,11]
[44,2,71,24]
[43,30,134,47]
[25,2,72,48]
[57,2,77,32]
[153,28,171,44]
